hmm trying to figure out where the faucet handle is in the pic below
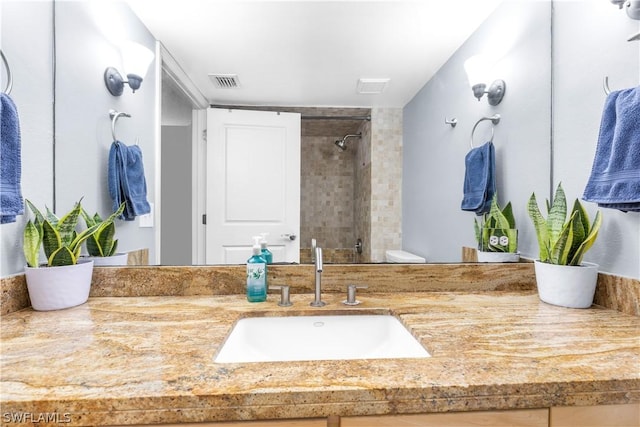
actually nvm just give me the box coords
[343,284,368,306]
[270,285,292,307]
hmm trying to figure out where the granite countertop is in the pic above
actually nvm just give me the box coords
[1,291,639,426]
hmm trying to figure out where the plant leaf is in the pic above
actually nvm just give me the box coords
[69,223,102,254]
[44,206,59,228]
[41,219,62,262]
[502,202,516,229]
[97,222,116,256]
[55,201,83,247]
[85,234,103,257]
[81,208,97,228]
[23,220,42,268]
[107,239,119,257]
[489,195,511,230]
[49,246,76,267]
[25,199,46,224]
[550,214,574,265]
[547,182,567,249]
[527,192,550,262]
[570,210,603,266]
[474,218,481,246]
[567,201,587,263]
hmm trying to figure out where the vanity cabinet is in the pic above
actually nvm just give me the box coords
[140,404,639,427]
[336,409,548,427]
[549,403,639,427]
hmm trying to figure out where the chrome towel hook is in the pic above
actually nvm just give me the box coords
[109,109,131,142]
[1,50,13,95]
[603,76,616,95]
[470,114,500,148]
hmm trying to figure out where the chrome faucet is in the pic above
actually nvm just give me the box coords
[310,246,326,307]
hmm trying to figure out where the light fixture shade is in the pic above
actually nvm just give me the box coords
[120,41,154,80]
[464,54,491,87]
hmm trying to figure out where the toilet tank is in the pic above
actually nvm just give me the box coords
[385,250,426,263]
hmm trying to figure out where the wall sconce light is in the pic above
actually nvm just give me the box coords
[464,54,506,106]
[104,42,154,96]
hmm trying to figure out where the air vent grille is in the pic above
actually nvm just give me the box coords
[357,78,390,94]
[209,74,241,89]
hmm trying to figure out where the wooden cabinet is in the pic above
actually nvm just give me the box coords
[140,419,326,427]
[550,403,640,427]
[128,404,639,427]
[339,409,548,427]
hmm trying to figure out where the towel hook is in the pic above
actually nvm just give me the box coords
[445,117,458,128]
[109,109,131,142]
[470,114,500,148]
[603,76,612,95]
[0,50,13,95]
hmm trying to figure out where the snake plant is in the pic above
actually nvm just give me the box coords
[527,183,602,266]
[23,200,123,267]
[474,195,517,253]
[81,203,125,257]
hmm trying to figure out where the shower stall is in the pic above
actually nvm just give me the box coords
[299,108,372,263]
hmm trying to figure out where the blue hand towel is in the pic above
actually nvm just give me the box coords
[0,93,24,224]
[461,141,495,215]
[583,86,640,211]
[108,141,151,220]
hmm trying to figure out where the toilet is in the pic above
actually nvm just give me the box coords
[385,250,426,263]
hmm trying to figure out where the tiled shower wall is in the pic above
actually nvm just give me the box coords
[300,107,402,263]
[369,108,403,262]
[300,135,356,251]
[355,120,372,263]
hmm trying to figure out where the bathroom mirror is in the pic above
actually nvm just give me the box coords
[50,0,552,266]
[56,2,551,264]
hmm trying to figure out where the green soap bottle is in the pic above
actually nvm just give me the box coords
[260,233,273,264]
[246,237,267,302]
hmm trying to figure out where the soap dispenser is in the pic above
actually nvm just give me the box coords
[246,236,267,302]
[259,233,273,264]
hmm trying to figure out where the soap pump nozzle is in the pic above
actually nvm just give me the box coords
[259,232,273,264]
[259,233,269,248]
[252,235,262,255]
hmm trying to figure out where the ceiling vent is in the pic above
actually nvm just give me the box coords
[209,74,241,89]
[357,78,390,94]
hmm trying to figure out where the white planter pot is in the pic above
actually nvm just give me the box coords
[534,261,598,309]
[84,253,128,266]
[25,260,94,311]
[477,251,520,263]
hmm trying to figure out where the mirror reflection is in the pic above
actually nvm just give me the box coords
[152,2,550,264]
[0,0,552,269]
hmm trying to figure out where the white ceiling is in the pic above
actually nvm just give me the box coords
[125,0,503,108]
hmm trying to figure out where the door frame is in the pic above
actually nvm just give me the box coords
[157,42,208,265]
[192,109,207,264]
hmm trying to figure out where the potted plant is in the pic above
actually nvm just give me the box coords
[474,195,519,262]
[81,203,127,266]
[22,199,114,311]
[527,183,602,308]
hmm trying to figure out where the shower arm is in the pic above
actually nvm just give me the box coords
[341,133,362,142]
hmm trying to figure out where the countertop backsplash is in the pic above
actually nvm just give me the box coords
[1,262,638,316]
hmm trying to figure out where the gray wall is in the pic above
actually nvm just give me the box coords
[160,125,192,265]
[1,1,158,276]
[552,1,640,278]
[160,71,195,265]
[54,2,158,264]
[0,1,54,276]
[403,1,552,263]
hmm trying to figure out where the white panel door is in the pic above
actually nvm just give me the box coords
[206,108,300,264]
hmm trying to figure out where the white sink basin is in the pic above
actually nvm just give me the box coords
[214,314,430,363]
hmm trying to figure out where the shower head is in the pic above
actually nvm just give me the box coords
[335,139,347,150]
[334,133,362,151]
